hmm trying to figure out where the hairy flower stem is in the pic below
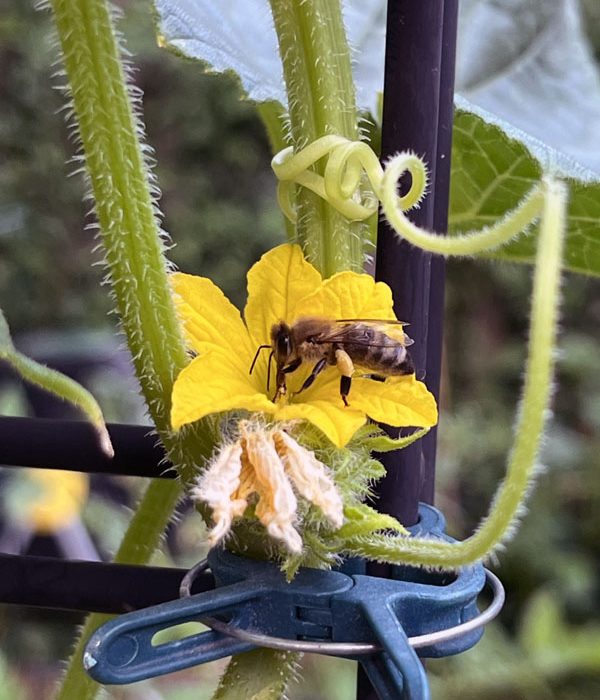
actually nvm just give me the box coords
[257,101,295,241]
[48,2,214,699]
[268,0,366,276]
[216,5,366,698]
[56,479,180,700]
[346,178,567,567]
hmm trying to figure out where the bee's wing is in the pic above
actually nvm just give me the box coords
[335,318,410,325]
[335,319,413,347]
[313,321,414,347]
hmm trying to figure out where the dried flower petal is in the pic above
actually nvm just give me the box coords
[242,426,302,554]
[191,442,243,546]
[191,422,346,554]
[273,430,344,529]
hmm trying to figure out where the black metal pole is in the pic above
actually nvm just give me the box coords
[359,1,458,697]
[373,0,446,534]
[0,416,172,478]
[0,553,213,613]
[421,0,459,503]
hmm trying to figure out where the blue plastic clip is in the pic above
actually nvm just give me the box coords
[84,505,491,700]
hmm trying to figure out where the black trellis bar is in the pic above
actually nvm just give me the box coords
[0,416,172,478]
[422,0,459,503]
[373,0,455,533]
[0,553,213,614]
[364,0,458,697]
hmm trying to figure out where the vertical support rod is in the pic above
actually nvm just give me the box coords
[373,0,445,530]
[358,1,459,697]
[421,0,459,503]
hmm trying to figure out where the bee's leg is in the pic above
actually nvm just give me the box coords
[295,358,328,395]
[282,358,302,374]
[272,359,302,400]
[335,348,355,406]
[273,369,287,401]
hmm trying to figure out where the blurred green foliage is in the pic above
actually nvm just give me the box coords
[0,1,599,699]
[0,0,282,336]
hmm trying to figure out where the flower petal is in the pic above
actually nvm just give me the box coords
[171,349,275,429]
[348,374,438,428]
[276,398,366,448]
[294,271,396,322]
[244,428,303,553]
[171,272,253,362]
[244,244,322,346]
[274,430,344,528]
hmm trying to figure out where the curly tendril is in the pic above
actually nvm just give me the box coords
[273,136,546,258]
[380,153,545,256]
[275,134,569,570]
[271,135,425,223]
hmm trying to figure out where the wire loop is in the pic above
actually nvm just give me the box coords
[179,560,504,656]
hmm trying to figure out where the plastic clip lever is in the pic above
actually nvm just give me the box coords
[83,579,260,683]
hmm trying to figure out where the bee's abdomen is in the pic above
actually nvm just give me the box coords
[346,326,413,375]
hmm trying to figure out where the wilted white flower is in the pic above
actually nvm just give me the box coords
[191,421,344,553]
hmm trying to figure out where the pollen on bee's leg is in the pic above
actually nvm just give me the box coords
[335,348,354,407]
[190,441,244,546]
[273,430,344,530]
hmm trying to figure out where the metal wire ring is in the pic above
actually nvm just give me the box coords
[179,560,505,656]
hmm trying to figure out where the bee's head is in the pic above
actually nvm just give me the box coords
[271,321,293,365]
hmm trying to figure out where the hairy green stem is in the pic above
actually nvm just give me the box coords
[55,479,180,700]
[257,101,295,241]
[213,650,300,700]
[47,2,214,699]
[345,177,567,567]
[268,0,365,276]
[216,2,365,697]
[0,310,112,456]
[49,0,186,420]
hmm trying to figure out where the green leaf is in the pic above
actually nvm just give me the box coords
[0,310,113,456]
[335,503,408,539]
[456,0,600,173]
[154,1,600,168]
[155,0,600,276]
[362,427,430,453]
[152,0,385,113]
[449,104,600,276]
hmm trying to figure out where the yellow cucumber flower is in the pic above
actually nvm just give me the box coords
[171,244,437,447]
[20,469,88,535]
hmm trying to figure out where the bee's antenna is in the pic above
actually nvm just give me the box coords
[249,344,271,375]
[267,350,274,391]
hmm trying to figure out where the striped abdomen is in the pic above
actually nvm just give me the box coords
[343,324,414,375]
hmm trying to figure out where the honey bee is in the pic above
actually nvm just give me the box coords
[249,317,415,405]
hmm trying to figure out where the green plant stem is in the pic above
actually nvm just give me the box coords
[346,177,568,568]
[48,2,214,699]
[213,650,300,700]
[257,101,295,241]
[268,0,365,276]
[219,1,376,693]
[216,2,364,697]
[257,101,289,156]
[56,478,180,700]
[0,310,112,456]
[49,0,186,424]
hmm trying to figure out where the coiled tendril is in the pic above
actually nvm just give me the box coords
[272,135,426,223]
